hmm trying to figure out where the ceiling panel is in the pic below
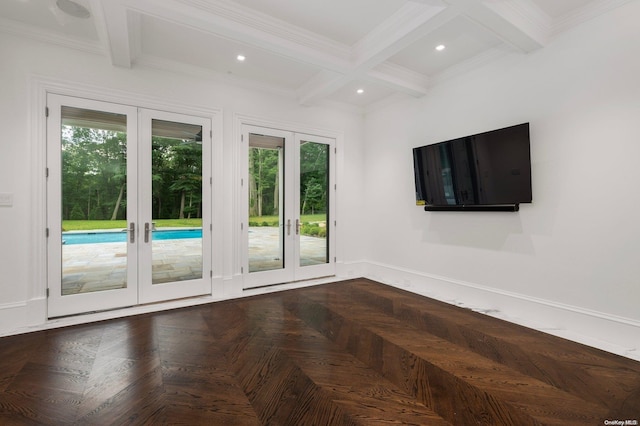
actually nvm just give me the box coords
[229,0,408,45]
[326,79,398,108]
[141,15,321,90]
[387,15,504,76]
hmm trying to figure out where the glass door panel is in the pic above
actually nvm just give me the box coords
[294,134,335,281]
[298,141,330,267]
[61,106,129,293]
[248,135,285,273]
[47,95,138,318]
[150,119,203,284]
[138,110,212,304]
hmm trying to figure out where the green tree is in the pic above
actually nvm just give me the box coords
[249,147,279,217]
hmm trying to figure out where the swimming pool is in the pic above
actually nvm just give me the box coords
[62,229,202,245]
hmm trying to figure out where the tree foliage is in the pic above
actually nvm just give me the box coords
[61,126,202,221]
[299,142,328,215]
[248,142,329,218]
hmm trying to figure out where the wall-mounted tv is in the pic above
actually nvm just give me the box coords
[413,123,532,211]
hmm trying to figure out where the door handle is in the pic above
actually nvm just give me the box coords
[286,219,291,236]
[129,222,135,243]
[144,222,150,243]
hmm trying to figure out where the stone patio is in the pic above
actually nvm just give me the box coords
[62,227,327,295]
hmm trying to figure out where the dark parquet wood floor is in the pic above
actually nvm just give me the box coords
[1,278,639,425]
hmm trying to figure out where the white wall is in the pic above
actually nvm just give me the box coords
[0,34,366,333]
[363,2,640,358]
[2,3,638,359]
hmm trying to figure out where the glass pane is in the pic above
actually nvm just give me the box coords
[151,119,203,284]
[299,141,329,266]
[248,134,284,272]
[61,107,128,295]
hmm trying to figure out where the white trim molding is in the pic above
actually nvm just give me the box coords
[364,261,640,362]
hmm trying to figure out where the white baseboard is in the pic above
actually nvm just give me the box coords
[4,263,637,363]
[0,301,27,335]
[336,260,367,279]
[364,261,640,362]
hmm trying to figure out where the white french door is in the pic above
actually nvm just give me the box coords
[138,109,212,304]
[46,94,212,317]
[241,125,335,289]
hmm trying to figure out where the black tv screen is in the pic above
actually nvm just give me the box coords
[413,123,532,207]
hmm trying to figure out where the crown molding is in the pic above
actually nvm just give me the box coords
[551,0,635,36]
[0,17,104,56]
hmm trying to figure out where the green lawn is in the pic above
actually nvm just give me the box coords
[63,219,203,231]
[63,215,325,231]
[248,214,327,227]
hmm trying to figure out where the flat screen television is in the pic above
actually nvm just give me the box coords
[413,123,532,210]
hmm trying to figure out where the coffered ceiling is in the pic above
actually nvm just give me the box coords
[0,0,632,109]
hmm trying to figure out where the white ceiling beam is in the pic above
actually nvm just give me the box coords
[445,0,550,52]
[297,3,460,105]
[96,1,137,68]
[368,63,430,97]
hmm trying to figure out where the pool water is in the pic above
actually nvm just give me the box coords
[62,229,202,245]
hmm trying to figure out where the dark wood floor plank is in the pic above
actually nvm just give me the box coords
[344,279,640,410]
[237,296,453,425]
[203,302,360,425]
[293,288,612,425]
[162,361,261,425]
[0,278,638,425]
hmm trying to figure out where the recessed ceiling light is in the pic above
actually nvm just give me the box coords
[356,89,364,94]
[236,54,246,62]
[56,0,91,19]
[435,44,446,51]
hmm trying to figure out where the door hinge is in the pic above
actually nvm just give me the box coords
[46,228,49,237]
[210,129,213,138]
[241,134,244,142]
[46,288,49,298]
[210,177,213,185]
[334,220,337,227]
[45,168,49,178]
[45,107,49,118]
[241,222,244,231]
[241,178,244,187]
[334,147,337,154]
[210,270,213,278]
[210,223,213,231]
[241,266,244,274]
[334,257,337,263]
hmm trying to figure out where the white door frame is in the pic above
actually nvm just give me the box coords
[45,91,219,317]
[240,124,337,289]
